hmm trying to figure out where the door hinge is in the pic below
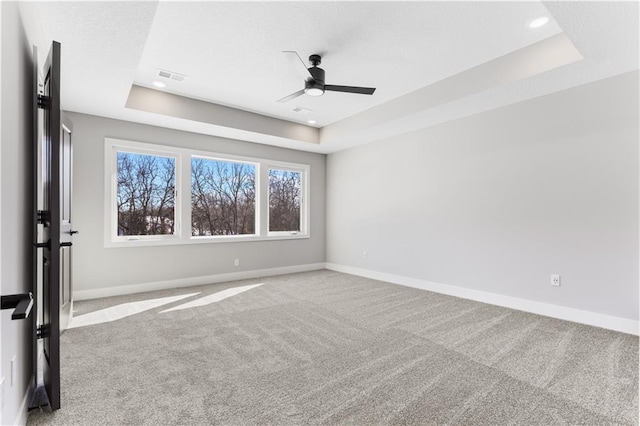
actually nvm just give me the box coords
[34,240,70,249]
[34,240,50,250]
[36,324,50,339]
[37,210,50,225]
[37,94,49,110]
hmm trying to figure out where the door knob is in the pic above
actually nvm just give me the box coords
[68,230,79,235]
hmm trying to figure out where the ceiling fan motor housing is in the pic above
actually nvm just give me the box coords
[307,66,325,85]
[305,66,325,94]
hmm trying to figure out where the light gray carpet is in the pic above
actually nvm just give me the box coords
[27,270,638,425]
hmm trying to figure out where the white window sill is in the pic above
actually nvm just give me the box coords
[104,233,310,248]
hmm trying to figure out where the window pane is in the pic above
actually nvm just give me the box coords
[191,157,256,236]
[269,169,301,232]
[117,152,176,236]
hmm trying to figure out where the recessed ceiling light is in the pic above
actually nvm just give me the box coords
[153,81,166,88]
[528,16,549,29]
[307,120,317,124]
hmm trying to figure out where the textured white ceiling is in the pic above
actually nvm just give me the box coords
[31,1,638,154]
[134,1,561,127]
[35,1,159,121]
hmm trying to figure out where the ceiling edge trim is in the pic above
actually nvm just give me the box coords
[125,85,319,145]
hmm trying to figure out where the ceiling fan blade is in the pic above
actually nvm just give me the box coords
[325,85,376,95]
[276,88,305,103]
[282,51,313,81]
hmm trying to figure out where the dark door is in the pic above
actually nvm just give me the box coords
[37,40,62,411]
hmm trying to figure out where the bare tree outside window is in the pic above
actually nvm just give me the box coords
[117,152,176,236]
[108,139,310,245]
[269,169,301,232]
[191,157,256,236]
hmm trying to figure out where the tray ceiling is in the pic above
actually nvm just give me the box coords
[32,1,639,153]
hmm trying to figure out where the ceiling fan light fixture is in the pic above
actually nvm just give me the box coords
[305,87,324,96]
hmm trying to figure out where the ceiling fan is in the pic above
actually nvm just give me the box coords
[277,51,376,103]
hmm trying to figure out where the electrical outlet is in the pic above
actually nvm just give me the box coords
[362,251,368,259]
[234,258,240,267]
[551,274,560,287]
[11,356,16,386]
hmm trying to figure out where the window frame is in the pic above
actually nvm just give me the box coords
[107,140,181,244]
[104,138,310,248]
[266,164,309,237]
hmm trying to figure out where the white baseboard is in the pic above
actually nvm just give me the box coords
[12,375,34,426]
[326,263,639,336]
[74,263,326,301]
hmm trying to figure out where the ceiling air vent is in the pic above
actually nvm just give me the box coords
[157,69,186,82]
[291,106,312,114]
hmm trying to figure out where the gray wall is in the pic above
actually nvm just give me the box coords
[66,112,326,294]
[327,71,639,321]
[1,2,36,424]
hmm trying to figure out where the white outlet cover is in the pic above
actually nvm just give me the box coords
[551,274,561,287]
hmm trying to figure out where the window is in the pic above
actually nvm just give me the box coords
[117,152,176,236]
[191,157,256,236]
[105,138,309,247]
[113,149,178,241]
[269,168,302,234]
